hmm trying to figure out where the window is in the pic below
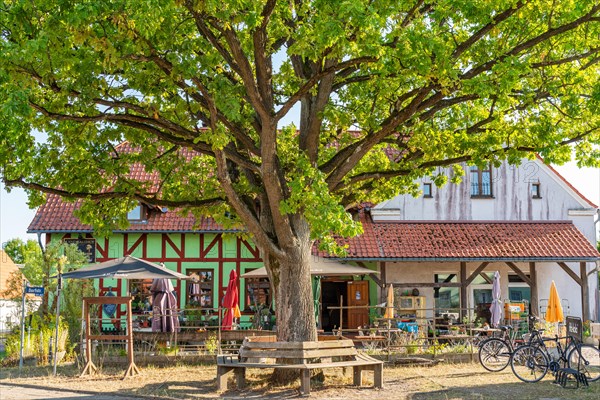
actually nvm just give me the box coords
[423,183,432,198]
[127,204,144,221]
[531,183,541,198]
[470,165,493,197]
[508,274,531,303]
[130,279,153,313]
[187,269,214,308]
[244,269,272,311]
[434,273,460,312]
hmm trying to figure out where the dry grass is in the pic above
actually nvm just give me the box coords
[1,360,598,399]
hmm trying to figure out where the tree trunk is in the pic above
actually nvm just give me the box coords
[263,217,317,383]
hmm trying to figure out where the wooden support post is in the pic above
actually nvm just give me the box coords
[353,366,363,386]
[80,300,97,377]
[301,369,311,394]
[580,262,589,322]
[529,262,539,317]
[460,262,467,320]
[123,297,140,378]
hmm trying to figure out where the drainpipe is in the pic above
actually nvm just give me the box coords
[36,232,45,253]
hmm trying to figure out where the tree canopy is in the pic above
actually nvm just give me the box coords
[1,0,599,341]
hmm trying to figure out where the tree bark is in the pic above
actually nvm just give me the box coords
[263,217,317,383]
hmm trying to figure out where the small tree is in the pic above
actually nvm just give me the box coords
[2,238,40,265]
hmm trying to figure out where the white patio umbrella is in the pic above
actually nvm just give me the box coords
[241,256,378,278]
[489,271,503,328]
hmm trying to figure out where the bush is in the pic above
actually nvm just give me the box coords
[2,313,69,366]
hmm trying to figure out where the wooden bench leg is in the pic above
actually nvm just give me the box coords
[217,366,232,391]
[300,369,311,395]
[373,364,383,388]
[353,366,363,386]
[235,368,246,389]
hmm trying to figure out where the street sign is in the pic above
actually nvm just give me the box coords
[25,286,44,296]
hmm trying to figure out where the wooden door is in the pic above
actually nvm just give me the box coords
[346,280,370,329]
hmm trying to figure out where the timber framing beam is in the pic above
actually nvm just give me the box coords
[505,262,532,286]
[580,262,589,322]
[557,262,582,286]
[529,262,539,316]
[390,282,462,288]
[465,262,490,286]
[355,261,384,288]
[460,262,467,319]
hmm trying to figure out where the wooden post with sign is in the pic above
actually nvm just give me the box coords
[80,296,139,378]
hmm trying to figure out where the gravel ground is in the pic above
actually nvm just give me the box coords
[1,361,598,399]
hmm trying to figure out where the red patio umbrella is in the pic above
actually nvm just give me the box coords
[222,270,241,330]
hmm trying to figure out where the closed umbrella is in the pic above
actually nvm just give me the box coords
[489,271,503,328]
[222,270,241,330]
[312,276,321,328]
[150,279,180,333]
[383,284,394,319]
[545,281,564,323]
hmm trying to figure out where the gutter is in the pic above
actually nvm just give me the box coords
[330,256,600,263]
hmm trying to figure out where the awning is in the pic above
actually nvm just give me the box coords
[59,255,190,280]
[241,256,378,278]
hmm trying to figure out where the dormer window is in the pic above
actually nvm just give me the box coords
[531,183,541,199]
[127,204,146,221]
[423,183,432,198]
[470,164,493,197]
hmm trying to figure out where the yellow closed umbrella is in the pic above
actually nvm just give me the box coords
[383,284,394,319]
[545,281,564,323]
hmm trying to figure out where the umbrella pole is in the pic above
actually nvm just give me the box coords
[53,274,62,376]
[217,306,222,354]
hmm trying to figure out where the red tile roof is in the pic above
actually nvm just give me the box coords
[28,194,228,233]
[317,212,600,262]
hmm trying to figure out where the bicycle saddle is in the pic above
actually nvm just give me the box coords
[499,325,513,331]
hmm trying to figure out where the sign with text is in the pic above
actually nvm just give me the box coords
[64,238,96,263]
[25,286,44,296]
[566,316,582,342]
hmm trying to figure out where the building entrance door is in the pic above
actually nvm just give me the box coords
[347,280,369,329]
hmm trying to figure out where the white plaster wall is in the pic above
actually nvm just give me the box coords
[0,299,20,332]
[384,261,596,320]
[372,158,596,226]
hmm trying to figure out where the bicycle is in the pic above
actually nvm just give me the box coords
[510,329,600,383]
[478,315,539,372]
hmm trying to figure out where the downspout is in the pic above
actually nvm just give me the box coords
[37,232,45,254]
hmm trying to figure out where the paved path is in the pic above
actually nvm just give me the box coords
[0,384,141,400]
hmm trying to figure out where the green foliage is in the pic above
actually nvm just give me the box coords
[204,333,219,355]
[2,238,40,265]
[4,313,69,365]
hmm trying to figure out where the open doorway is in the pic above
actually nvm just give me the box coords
[321,280,348,331]
[320,279,370,331]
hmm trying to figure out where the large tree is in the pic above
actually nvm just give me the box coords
[1,1,599,342]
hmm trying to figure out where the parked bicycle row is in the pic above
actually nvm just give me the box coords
[478,316,599,387]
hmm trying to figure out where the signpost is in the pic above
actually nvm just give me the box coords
[25,286,44,296]
[19,283,44,370]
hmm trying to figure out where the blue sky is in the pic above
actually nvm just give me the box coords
[1,160,598,246]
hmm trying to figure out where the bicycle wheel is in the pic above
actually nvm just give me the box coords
[479,338,511,372]
[567,344,600,382]
[510,345,549,383]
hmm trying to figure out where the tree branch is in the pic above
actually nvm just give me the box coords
[2,178,224,209]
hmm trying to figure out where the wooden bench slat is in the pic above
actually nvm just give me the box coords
[242,339,355,350]
[239,347,358,360]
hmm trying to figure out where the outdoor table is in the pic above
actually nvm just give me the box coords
[438,334,471,346]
